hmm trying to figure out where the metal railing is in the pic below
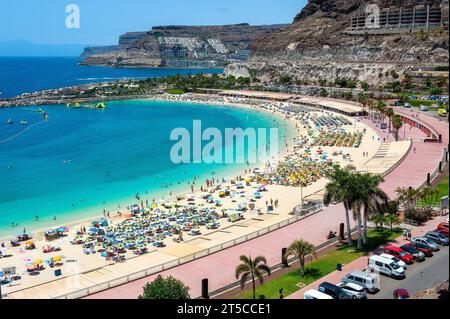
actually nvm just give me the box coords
[5,204,323,299]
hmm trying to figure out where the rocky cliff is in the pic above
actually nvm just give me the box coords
[226,0,449,86]
[80,24,287,68]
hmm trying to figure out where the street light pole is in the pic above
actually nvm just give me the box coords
[300,185,304,212]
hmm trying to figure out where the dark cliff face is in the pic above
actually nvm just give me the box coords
[294,0,445,21]
[250,0,448,62]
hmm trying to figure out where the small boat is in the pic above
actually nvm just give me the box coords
[20,119,28,125]
[5,118,13,125]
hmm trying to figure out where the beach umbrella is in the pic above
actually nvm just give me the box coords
[57,226,69,233]
[52,256,62,262]
[32,259,43,265]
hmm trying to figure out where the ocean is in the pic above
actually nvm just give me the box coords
[0,57,223,98]
[0,100,293,237]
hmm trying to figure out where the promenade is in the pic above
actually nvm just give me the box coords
[85,109,448,299]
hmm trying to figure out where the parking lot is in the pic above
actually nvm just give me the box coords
[368,246,449,299]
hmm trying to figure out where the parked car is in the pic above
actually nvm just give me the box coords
[379,253,407,269]
[420,105,429,111]
[425,231,449,246]
[336,282,367,299]
[383,245,414,264]
[412,237,440,251]
[410,241,434,257]
[393,289,410,299]
[368,255,405,279]
[304,289,333,300]
[342,271,379,293]
[318,282,352,299]
[436,228,449,238]
[437,222,449,232]
[400,244,426,262]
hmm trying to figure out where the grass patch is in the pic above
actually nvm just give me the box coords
[234,229,402,299]
[418,175,449,207]
[165,88,186,95]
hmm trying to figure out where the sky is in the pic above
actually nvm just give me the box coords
[0,0,306,46]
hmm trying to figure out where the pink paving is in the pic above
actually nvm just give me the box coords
[287,216,448,299]
[85,111,449,299]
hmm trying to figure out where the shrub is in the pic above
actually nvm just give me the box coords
[139,275,190,299]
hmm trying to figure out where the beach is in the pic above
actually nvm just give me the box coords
[0,94,393,298]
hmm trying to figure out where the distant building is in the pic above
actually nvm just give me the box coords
[162,46,187,59]
[346,4,449,35]
[228,49,250,62]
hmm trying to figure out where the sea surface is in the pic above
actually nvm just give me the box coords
[0,100,294,237]
[0,57,223,98]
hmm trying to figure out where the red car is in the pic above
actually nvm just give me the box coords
[394,289,410,299]
[384,245,414,264]
[411,241,434,257]
[436,228,449,238]
[437,222,449,232]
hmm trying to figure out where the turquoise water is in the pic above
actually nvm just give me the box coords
[0,100,292,237]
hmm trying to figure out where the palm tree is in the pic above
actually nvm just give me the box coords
[391,115,403,141]
[396,187,419,213]
[235,255,271,299]
[377,101,387,125]
[359,173,389,244]
[386,214,401,231]
[371,214,387,231]
[351,198,364,250]
[324,166,355,246]
[385,107,395,134]
[359,94,368,115]
[284,240,317,277]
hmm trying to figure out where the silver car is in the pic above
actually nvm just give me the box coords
[425,232,449,246]
[337,282,367,299]
[412,237,440,251]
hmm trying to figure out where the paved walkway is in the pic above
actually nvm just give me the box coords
[287,216,448,299]
[86,112,449,299]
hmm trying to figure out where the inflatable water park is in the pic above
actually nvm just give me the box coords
[66,102,107,109]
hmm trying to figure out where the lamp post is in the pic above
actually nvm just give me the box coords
[300,185,304,213]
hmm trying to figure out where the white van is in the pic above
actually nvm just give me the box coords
[342,271,379,293]
[379,253,407,269]
[304,289,333,300]
[368,255,405,279]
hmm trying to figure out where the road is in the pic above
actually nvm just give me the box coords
[369,246,449,299]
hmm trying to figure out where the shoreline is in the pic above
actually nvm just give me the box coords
[0,96,297,241]
[0,93,391,299]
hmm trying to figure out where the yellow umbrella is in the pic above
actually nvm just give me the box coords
[32,259,43,265]
[52,256,62,262]
[25,241,34,245]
